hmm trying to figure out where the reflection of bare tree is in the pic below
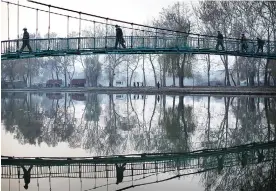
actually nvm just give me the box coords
[201,148,276,191]
[159,96,196,153]
[2,93,43,145]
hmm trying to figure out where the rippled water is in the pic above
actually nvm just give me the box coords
[1,92,276,191]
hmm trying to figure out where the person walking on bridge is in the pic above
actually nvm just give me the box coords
[256,37,265,53]
[19,28,33,53]
[215,31,225,51]
[115,25,126,49]
[241,34,248,53]
[115,162,126,184]
[21,165,33,190]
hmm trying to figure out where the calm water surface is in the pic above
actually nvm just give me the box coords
[1,92,276,191]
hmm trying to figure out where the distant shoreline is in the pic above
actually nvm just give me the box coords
[2,86,276,96]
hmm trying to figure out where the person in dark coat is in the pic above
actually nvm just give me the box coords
[241,34,248,53]
[20,28,32,53]
[115,25,126,49]
[115,163,126,184]
[21,165,33,189]
[256,37,265,53]
[215,31,225,51]
[157,81,160,89]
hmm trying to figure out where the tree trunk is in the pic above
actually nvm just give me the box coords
[127,61,129,87]
[142,55,146,86]
[179,76,184,87]
[149,55,157,86]
[249,71,255,87]
[224,55,231,86]
[236,56,240,86]
[173,71,176,86]
[264,59,269,86]
[64,68,67,87]
[207,96,210,142]
[162,61,166,87]
[207,54,210,86]
[257,59,261,86]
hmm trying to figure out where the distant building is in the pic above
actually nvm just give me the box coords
[46,93,63,100]
[70,79,86,87]
[46,79,62,87]
[2,80,27,88]
[70,93,86,101]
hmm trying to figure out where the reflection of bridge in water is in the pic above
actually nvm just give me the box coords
[2,141,275,180]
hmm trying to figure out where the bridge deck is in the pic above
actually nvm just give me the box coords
[2,141,275,179]
[2,36,276,60]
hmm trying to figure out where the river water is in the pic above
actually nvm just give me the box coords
[1,92,276,191]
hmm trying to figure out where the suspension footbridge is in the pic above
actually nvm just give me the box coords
[1,0,276,61]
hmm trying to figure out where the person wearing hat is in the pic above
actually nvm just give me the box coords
[215,31,225,51]
[115,25,126,49]
[19,28,32,53]
[256,37,265,53]
[240,33,248,53]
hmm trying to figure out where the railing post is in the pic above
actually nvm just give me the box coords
[47,5,51,50]
[105,18,108,49]
[78,12,81,51]
[7,2,10,53]
[67,15,70,50]
[142,30,145,48]
[93,21,96,50]
[17,1,20,51]
[268,40,270,55]
[155,28,158,48]
[36,9,39,52]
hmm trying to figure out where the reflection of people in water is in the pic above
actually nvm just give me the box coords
[238,152,248,168]
[115,163,126,184]
[217,155,224,174]
[257,149,265,163]
[21,165,33,189]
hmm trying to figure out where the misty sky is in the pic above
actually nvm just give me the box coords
[1,0,199,40]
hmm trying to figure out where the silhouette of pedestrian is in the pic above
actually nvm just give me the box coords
[19,28,32,53]
[115,25,126,49]
[256,37,265,53]
[257,150,265,163]
[157,81,160,89]
[137,82,139,87]
[238,152,248,168]
[217,155,224,174]
[133,82,136,87]
[21,165,33,190]
[241,34,248,53]
[215,31,225,51]
[115,163,126,184]
[157,95,160,103]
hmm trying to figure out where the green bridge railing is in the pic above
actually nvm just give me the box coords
[2,36,276,60]
[2,141,275,179]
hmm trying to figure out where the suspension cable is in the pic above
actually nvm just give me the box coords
[7,2,9,40]
[36,9,38,38]
[26,0,244,40]
[78,12,81,50]
[1,1,198,38]
[48,5,51,50]
[17,0,19,47]
[105,18,108,48]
